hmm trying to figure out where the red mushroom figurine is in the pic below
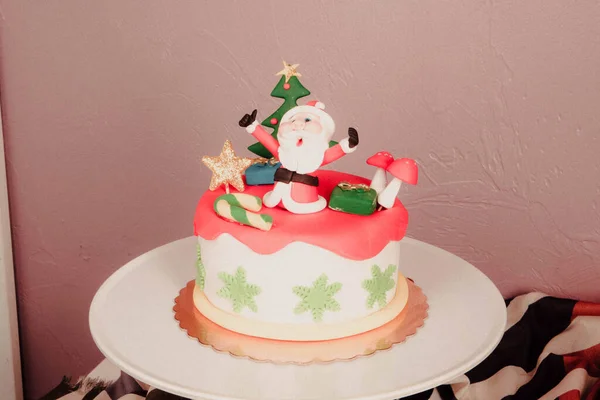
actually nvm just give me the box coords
[377,158,418,209]
[366,151,394,194]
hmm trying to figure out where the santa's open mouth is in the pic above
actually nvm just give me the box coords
[296,138,303,147]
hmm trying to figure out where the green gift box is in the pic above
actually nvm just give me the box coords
[328,182,377,216]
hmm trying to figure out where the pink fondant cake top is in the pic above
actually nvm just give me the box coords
[194,170,408,261]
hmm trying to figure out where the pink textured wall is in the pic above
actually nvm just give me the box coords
[1,0,599,398]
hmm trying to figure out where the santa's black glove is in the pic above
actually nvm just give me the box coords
[239,109,258,128]
[348,127,359,148]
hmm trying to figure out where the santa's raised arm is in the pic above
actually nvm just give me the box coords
[239,100,359,214]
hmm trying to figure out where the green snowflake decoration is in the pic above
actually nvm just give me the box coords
[292,274,342,322]
[217,267,261,313]
[195,244,205,290]
[362,264,397,309]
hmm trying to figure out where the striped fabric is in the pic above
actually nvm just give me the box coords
[41,292,600,400]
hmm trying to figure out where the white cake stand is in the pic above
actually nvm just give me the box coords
[89,236,506,400]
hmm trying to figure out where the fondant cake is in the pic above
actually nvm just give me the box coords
[192,62,418,344]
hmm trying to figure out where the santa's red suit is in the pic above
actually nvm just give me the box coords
[245,101,356,214]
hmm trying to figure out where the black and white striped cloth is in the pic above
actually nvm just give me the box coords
[41,292,600,400]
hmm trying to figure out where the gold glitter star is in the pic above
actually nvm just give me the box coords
[276,60,301,83]
[202,140,252,193]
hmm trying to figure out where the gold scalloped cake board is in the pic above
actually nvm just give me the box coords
[173,279,428,364]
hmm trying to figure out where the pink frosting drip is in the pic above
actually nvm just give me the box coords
[194,170,408,261]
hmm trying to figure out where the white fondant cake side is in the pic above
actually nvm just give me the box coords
[195,234,406,338]
[193,275,409,341]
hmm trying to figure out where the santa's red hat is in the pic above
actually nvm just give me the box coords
[280,100,336,139]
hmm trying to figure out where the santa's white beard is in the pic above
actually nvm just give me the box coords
[277,130,330,174]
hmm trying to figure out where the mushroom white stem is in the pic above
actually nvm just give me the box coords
[369,168,388,194]
[377,178,402,209]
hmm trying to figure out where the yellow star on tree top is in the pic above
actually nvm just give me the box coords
[202,140,252,193]
[276,60,301,83]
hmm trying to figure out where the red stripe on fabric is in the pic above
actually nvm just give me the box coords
[559,389,581,400]
[585,379,600,400]
[572,301,600,319]
[563,343,600,377]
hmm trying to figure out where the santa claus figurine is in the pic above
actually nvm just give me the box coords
[239,100,359,214]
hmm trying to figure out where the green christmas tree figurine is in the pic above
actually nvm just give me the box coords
[247,62,311,158]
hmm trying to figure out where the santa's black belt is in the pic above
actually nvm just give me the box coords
[274,167,319,187]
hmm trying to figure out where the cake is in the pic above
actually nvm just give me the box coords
[192,62,418,344]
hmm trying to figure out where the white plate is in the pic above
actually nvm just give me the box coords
[89,236,506,400]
